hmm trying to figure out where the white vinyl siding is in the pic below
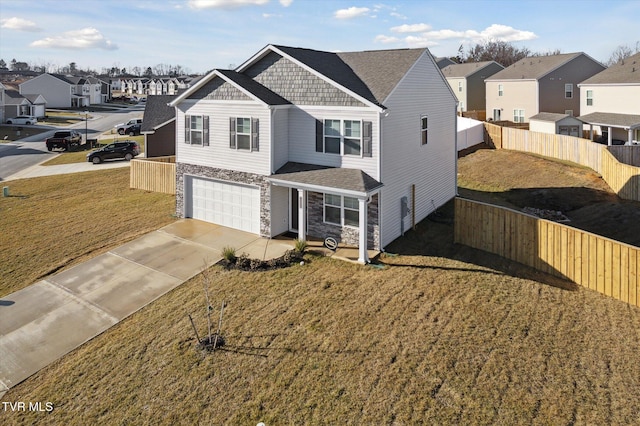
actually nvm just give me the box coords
[176,101,271,175]
[380,51,457,248]
[287,106,379,178]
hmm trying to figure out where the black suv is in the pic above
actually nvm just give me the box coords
[87,141,140,164]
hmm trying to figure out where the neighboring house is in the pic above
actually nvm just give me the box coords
[485,52,606,123]
[3,90,46,119]
[529,112,583,136]
[441,61,504,112]
[578,51,640,144]
[169,44,458,263]
[141,94,177,157]
[435,57,456,69]
[19,73,86,108]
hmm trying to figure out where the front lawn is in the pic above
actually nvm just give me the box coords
[0,167,175,296]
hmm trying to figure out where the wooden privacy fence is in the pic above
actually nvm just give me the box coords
[130,156,176,194]
[486,124,640,202]
[454,198,639,307]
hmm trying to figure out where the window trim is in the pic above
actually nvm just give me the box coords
[321,119,363,156]
[421,114,428,145]
[184,114,209,146]
[323,194,360,228]
[586,90,593,106]
[498,84,503,97]
[565,83,573,99]
[229,117,259,151]
[513,109,525,123]
[458,81,463,92]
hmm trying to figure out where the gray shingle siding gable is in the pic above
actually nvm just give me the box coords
[189,78,252,101]
[244,51,366,107]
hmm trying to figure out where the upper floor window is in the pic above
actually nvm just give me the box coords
[421,115,428,145]
[184,115,209,146]
[458,81,463,92]
[229,117,259,151]
[513,109,525,123]
[586,90,593,106]
[565,84,573,99]
[316,119,371,157]
[498,84,503,97]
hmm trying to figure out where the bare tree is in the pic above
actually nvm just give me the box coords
[465,40,531,67]
[606,42,639,66]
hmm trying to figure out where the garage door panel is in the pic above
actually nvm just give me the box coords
[189,177,260,234]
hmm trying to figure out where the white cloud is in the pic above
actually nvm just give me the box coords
[478,24,537,42]
[188,0,268,9]
[0,17,42,32]
[30,28,117,50]
[279,0,293,6]
[390,12,407,20]
[391,23,431,33]
[263,13,281,18]
[375,34,399,44]
[334,6,370,19]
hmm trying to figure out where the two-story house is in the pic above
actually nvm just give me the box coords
[169,44,457,263]
[485,52,605,123]
[578,51,640,144]
[441,61,504,113]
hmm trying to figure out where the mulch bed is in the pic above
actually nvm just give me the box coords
[219,249,305,271]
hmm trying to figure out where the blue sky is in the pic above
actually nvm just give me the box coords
[0,0,638,74]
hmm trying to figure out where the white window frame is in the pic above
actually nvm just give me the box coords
[565,83,573,99]
[421,115,428,145]
[235,117,251,150]
[498,84,503,97]
[323,194,360,228]
[458,81,463,92]
[322,119,362,156]
[586,90,593,106]
[513,109,525,123]
[188,115,203,145]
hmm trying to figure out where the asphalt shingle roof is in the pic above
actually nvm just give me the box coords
[486,53,584,80]
[529,112,574,122]
[581,51,640,84]
[577,112,640,128]
[441,61,500,78]
[271,162,383,194]
[141,95,177,132]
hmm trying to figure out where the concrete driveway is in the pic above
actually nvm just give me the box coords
[0,219,294,399]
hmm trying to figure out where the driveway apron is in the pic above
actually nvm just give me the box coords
[0,220,290,399]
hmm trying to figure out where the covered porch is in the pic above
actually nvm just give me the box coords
[578,112,640,145]
[268,162,383,264]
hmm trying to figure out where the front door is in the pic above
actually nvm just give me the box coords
[493,109,501,121]
[290,188,298,231]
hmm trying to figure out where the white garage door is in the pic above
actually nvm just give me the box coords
[189,177,260,234]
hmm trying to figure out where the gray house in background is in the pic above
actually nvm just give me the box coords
[441,61,504,112]
[141,95,176,157]
[485,52,606,123]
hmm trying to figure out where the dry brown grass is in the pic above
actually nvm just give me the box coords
[0,168,175,296]
[3,239,640,424]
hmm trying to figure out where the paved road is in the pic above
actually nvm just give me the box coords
[0,105,145,181]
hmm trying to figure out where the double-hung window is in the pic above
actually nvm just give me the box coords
[586,90,593,106]
[458,81,463,92]
[184,115,209,146]
[229,117,259,151]
[343,120,361,155]
[565,83,573,99]
[317,119,367,156]
[421,115,428,145]
[324,120,341,154]
[498,84,503,97]
[324,194,359,227]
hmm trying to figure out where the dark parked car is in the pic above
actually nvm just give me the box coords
[121,123,141,136]
[87,141,140,164]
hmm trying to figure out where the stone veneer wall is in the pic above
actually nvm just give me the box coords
[176,163,271,237]
[306,192,380,250]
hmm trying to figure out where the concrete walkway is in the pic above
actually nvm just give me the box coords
[0,220,294,399]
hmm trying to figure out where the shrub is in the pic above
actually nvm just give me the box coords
[221,246,236,263]
[294,238,308,253]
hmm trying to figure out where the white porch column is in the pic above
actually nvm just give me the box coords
[608,126,613,146]
[358,198,369,264]
[629,128,634,143]
[589,124,594,140]
[297,189,306,242]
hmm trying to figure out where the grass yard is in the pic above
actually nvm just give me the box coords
[0,167,175,297]
[3,215,640,424]
[0,126,48,143]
